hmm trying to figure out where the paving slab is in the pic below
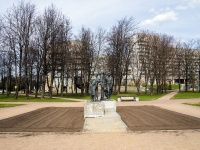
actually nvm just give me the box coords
[83,111,128,133]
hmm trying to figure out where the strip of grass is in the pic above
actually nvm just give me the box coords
[184,102,200,107]
[61,91,170,101]
[1,91,169,102]
[0,104,23,108]
[147,84,180,90]
[138,93,169,101]
[172,91,200,99]
[56,93,91,100]
[0,94,77,102]
[52,92,168,101]
[171,84,180,90]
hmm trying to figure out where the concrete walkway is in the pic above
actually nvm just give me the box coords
[83,111,128,132]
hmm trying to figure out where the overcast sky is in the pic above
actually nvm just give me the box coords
[0,0,199,41]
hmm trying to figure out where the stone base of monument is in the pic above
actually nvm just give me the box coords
[84,100,116,118]
[84,101,105,118]
[102,100,116,112]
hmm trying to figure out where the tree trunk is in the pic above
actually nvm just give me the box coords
[136,83,140,95]
[41,75,46,99]
[35,69,40,98]
[60,72,64,96]
[124,64,128,93]
[185,68,188,92]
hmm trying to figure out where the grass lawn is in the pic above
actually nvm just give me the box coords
[55,93,91,100]
[147,84,180,90]
[52,92,169,101]
[0,94,77,102]
[172,91,200,99]
[171,84,180,90]
[137,93,169,101]
[184,102,200,107]
[0,104,23,108]
[0,90,170,102]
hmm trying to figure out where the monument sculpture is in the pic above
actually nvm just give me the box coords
[89,74,99,101]
[100,70,105,100]
[105,72,113,100]
[89,71,113,101]
[86,71,116,118]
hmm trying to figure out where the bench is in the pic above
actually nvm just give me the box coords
[118,97,139,102]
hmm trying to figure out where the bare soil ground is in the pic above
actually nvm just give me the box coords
[0,106,200,133]
[117,106,200,131]
[0,107,84,132]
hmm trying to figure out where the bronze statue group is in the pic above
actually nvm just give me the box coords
[89,71,113,101]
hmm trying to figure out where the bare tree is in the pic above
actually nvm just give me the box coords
[181,41,196,91]
[36,8,51,99]
[0,17,5,94]
[157,34,175,93]
[70,40,81,94]
[55,17,72,96]
[0,52,6,94]
[137,32,175,94]
[36,4,70,98]
[2,1,36,99]
[30,39,41,98]
[196,39,200,92]
[2,49,13,97]
[133,32,158,95]
[78,27,94,95]
[93,28,107,72]
[173,41,185,92]
[129,32,148,94]
[107,17,138,94]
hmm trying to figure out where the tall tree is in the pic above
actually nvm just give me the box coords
[107,17,137,94]
[181,41,196,91]
[93,28,107,72]
[173,41,185,92]
[55,17,72,96]
[130,32,147,94]
[196,39,200,92]
[2,1,36,99]
[35,4,71,98]
[136,32,175,94]
[78,27,94,95]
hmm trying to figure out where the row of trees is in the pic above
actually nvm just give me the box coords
[0,2,108,99]
[0,2,72,98]
[132,33,200,95]
[104,17,200,95]
[0,1,200,99]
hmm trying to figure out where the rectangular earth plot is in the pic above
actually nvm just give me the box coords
[117,106,200,131]
[0,107,84,132]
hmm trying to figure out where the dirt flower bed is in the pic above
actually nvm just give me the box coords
[117,106,200,131]
[0,107,84,132]
[1,106,200,133]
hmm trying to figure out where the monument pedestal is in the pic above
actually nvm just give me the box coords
[102,100,116,112]
[84,101,105,118]
[84,100,116,118]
